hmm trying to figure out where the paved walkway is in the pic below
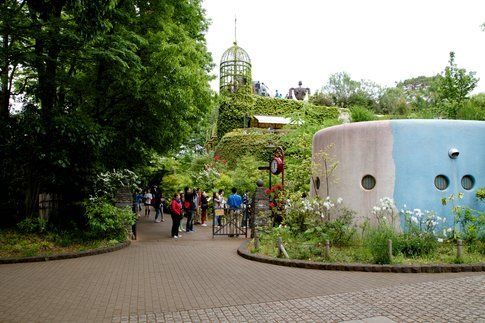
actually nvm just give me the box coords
[0,215,483,322]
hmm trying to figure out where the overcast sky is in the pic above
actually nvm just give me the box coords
[202,0,485,96]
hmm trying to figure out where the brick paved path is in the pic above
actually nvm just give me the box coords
[0,216,483,322]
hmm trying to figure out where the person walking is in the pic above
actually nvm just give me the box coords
[143,189,153,217]
[154,187,165,223]
[170,193,183,239]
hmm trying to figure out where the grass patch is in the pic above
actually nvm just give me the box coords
[0,230,121,259]
[252,237,485,265]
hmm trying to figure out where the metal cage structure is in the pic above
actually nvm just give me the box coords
[219,42,252,93]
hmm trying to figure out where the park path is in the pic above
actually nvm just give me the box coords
[0,215,483,322]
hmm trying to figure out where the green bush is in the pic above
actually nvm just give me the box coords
[457,94,485,121]
[397,233,438,257]
[321,211,356,247]
[84,198,135,241]
[17,217,48,234]
[215,129,280,164]
[217,93,339,138]
[477,188,485,201]
[364,225,399,264]
[350,106,376,122]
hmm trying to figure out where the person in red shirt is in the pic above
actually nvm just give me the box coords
[170,193,183,239]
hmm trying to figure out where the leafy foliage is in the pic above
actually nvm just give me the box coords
[215,129,280,164]
[0,0,214,225]
[363,224,399,264]
[477,188,485,201]
[84,198,135,241]
[350,106,376,122]
[17,217,48,234]
[434,52,479,119]
[217,92,339,138]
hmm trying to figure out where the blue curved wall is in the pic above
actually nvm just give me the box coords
[391,120,485,227]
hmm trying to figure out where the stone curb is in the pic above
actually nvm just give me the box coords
[237,240,485,273]
[0,240,131,264]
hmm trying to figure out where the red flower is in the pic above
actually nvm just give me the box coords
[265,189,271,195]
[269,202,276,208]
[214,155,220,161]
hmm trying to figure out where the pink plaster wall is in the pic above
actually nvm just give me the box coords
[311,121,396,224]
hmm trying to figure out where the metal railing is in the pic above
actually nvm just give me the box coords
[212,207,249,238]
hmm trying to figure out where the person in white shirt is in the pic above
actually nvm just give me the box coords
[144,189,153,217]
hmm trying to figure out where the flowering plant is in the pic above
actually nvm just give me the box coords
[371,197,397,227]
[265,184,286,210]
[400,207,446,237]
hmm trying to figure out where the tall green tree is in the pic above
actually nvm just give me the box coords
[434,52,478,118]
[323,72,380,110]
[396,75,439,110]
[0,0,213,223]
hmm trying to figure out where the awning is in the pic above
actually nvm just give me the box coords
[253,115,291,125]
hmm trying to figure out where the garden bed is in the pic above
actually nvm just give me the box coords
[238,240,485,273]
[0,231,129,264]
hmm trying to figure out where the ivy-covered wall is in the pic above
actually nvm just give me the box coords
[214,129,282,164]
[217,93,339,138]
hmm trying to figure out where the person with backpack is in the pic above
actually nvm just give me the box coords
[184,187,195,232]
[170,193,183,239]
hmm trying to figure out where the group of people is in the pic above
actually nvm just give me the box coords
[132,186,251,240]
[169,187,250,239]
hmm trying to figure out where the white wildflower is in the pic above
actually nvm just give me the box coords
[437,238,444,243]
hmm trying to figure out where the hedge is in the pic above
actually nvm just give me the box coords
[217,93,339,138]
[214,128,283,164]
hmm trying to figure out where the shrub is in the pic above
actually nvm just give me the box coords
[84,198,135,241]
[364,225,399,264]
[215,129,279,164]
[217,93,339,138]
[397,233,438,257]
[477,188,485,201]
[350,106,375,122]
[17,217,48,234]
[93,169,140,201]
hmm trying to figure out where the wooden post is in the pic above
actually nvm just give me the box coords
[254,235,260,250]
[277,237,289,259]
[324,240,330,259]
[387,239,393,262]
[457,239,463,260]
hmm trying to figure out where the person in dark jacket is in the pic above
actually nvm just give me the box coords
[200,191,210,227]
[184,188,195,232]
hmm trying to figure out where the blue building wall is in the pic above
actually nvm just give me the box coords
[391,120,485,229]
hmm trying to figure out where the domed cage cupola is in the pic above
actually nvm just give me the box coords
[219,42,252,93]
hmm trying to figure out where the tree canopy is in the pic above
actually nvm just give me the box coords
[0,0,213,223]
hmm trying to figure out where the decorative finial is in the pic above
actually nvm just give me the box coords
[234,15,237,45]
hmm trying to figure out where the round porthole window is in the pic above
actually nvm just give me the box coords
[361,175,376,190]
[434,175,449,191]
[315,177,321,190]
[461,175,475,190]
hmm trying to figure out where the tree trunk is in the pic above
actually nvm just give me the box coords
[1,29,10,118]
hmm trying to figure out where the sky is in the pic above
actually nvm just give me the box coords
[202,0,485,96]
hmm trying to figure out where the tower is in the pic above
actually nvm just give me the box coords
[219,18,252,93]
